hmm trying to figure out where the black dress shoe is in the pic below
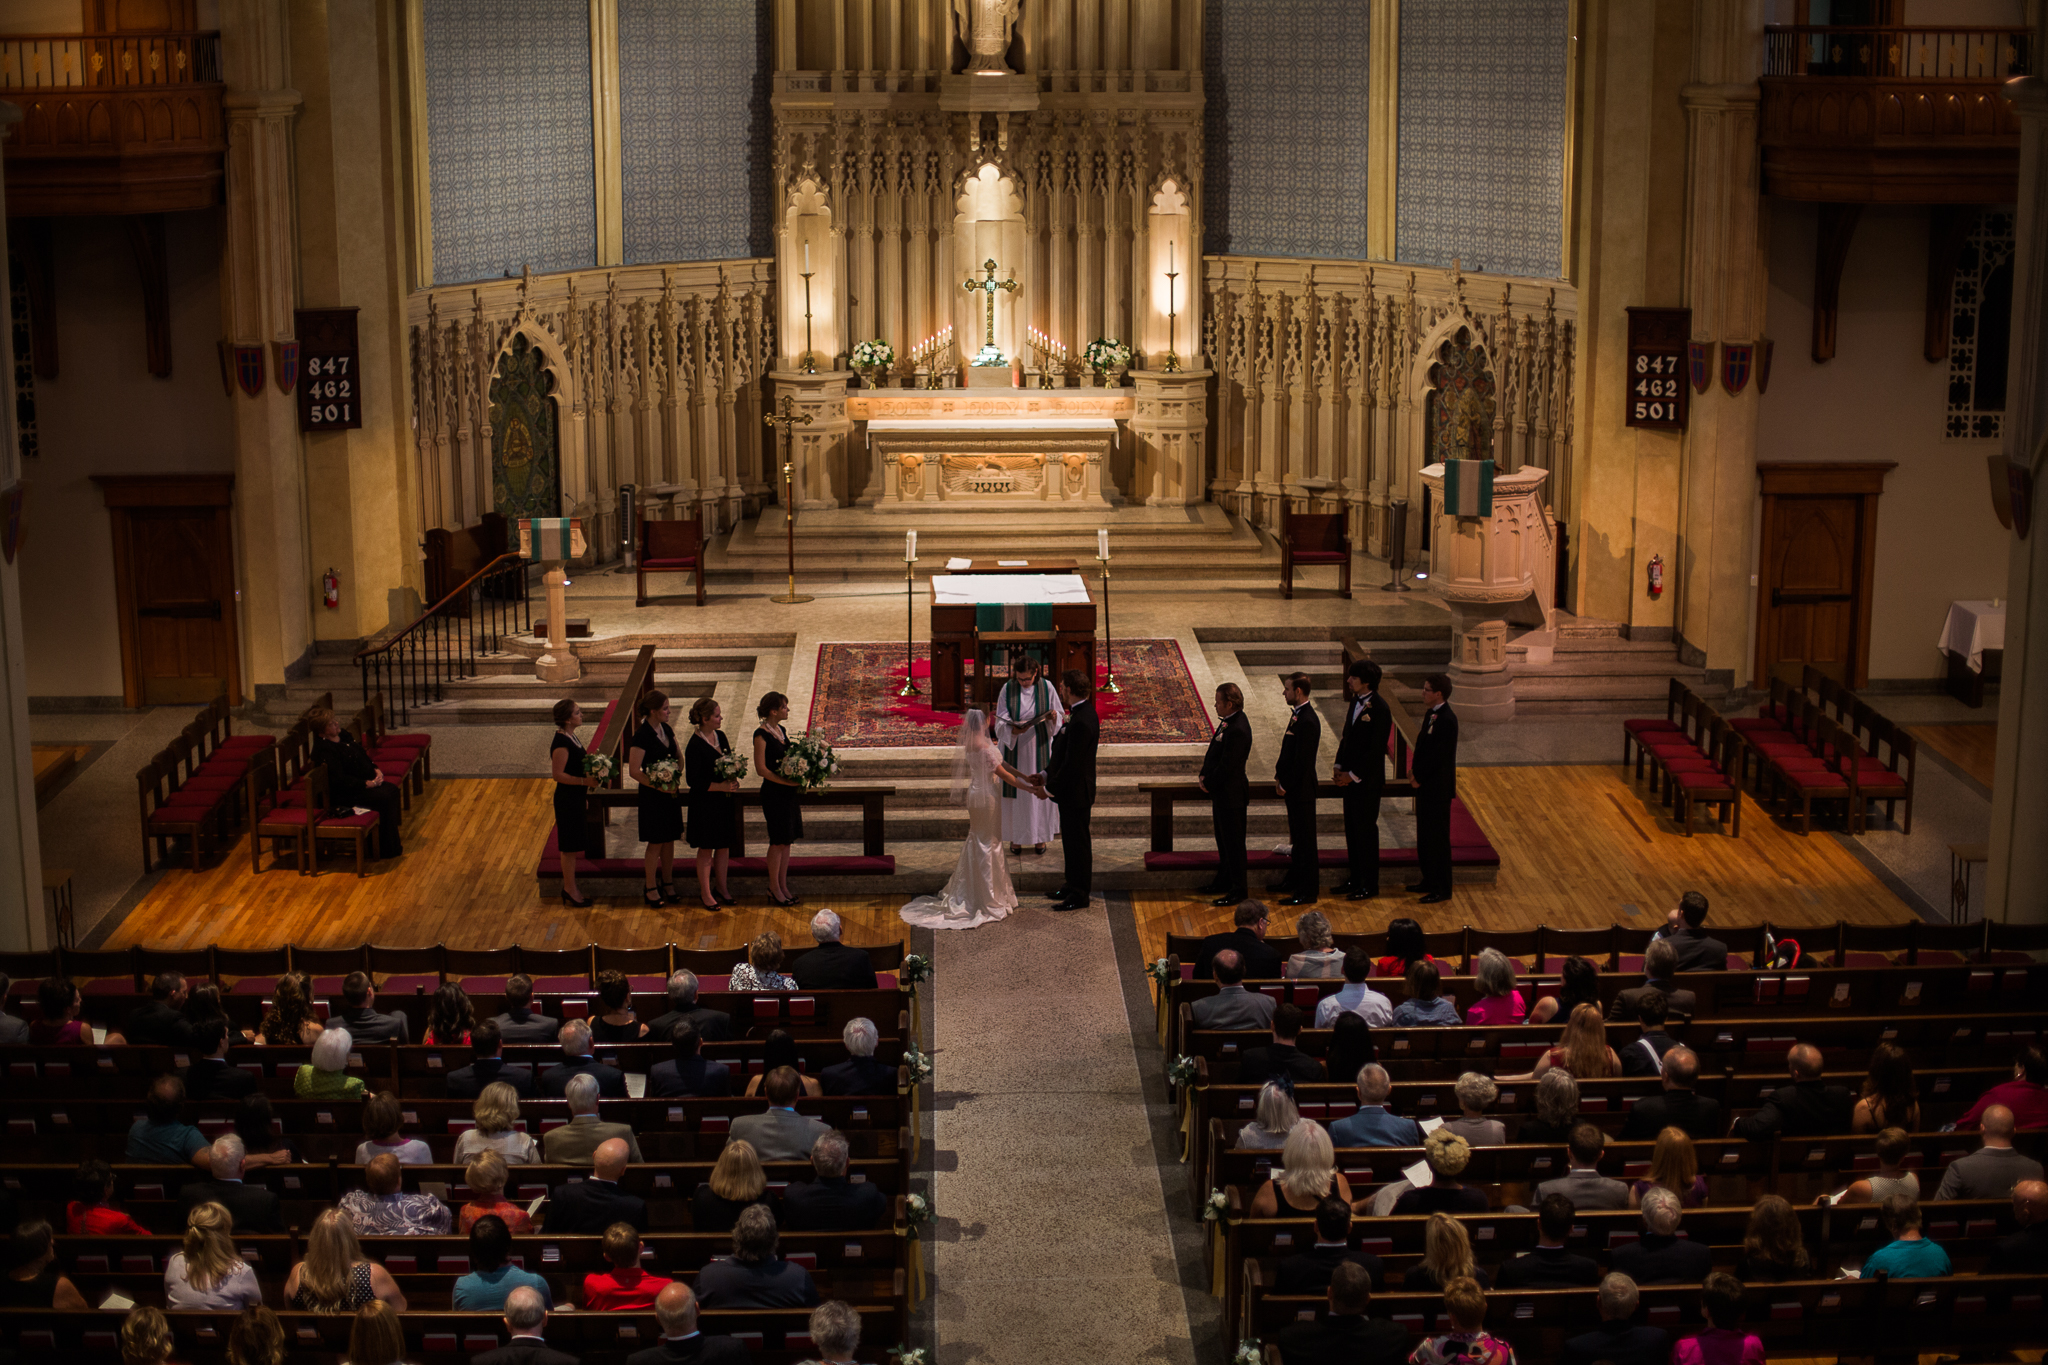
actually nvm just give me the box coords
[1346,888,1378,901]
[1331,881,1357,896]
[1046,887,1070,900]
[1405,882,1429,893]
[1211,892,1248,907]
[1419,892,1452,904]
[1281,894,1318,907]
[1051,897,1091,912]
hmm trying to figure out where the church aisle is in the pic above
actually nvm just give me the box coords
[929,898,1196,1363]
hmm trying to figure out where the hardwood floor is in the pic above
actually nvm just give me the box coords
[1906,722,1997,791]
[1133,763,1915,962]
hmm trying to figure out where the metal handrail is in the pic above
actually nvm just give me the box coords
[355,552,531,724]
[1762,24,2032,80]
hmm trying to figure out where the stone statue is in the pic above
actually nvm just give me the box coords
[953,0,1021,72]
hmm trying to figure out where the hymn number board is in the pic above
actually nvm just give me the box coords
[295,307,363,432]
[1625,306,1691,432]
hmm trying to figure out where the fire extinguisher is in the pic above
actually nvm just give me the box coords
[1647,554,1665,600]
[322,568,340,609]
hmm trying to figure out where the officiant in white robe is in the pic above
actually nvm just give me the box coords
[992,657,1064,850]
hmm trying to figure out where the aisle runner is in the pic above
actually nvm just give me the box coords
[807,639,1212,747]
[930,901,1196,1358]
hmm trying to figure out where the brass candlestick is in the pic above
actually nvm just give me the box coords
[1163,263,1183,374]
[898,557,921,697]
[1097,555,1122,694]
[800,269,818,375]
[763,395,815,604]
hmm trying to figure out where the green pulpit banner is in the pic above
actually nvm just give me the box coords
[1443,459,1495,518]
[976,602,1054,632]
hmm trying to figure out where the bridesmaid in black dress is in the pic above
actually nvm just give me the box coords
[685,695,742,911]
[550,699,600,908]
[627,690,683,907]
[752,691,804,908]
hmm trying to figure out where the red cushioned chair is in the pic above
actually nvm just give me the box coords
[638,517,706,607]
[138,759,219,874]
[1622,677,1689,768]
[1668,716,1743,837]
[249,761,378,876]
[1280,508,1350,599]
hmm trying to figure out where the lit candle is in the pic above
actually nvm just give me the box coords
[1098,528,1110,560]
[1170,240,1176,273]
[906,529,917,561]
[804,240,811,273]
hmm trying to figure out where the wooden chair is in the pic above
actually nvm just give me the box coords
[1767,713,1860,835]
[638,517,706,607]
[1667,715,1743,837]
[1280,508,1351,599]
[137,760,218,873]
[1846,714,1916,834]
[250,762,379,876]
[1621,677,1689,768]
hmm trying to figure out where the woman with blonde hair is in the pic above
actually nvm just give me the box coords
[344,1299,408,1365]
[729,931,796,991]
[452,1082,539,1165]
[295,1026,366,1100]
[459,1151,530,1234]
[1284,911,1345,978]
[1409,1276,1515,1365]
[284,1208,406,1312]
[1630,1127,1708,1208]
[1236,1081,1300,1151]
[1515,1071,1580,1145]
[1523,1003,1620,1081]
[1249,1119,1355,1218]
[255,972,322,1046]
[119,1305,176,1365]
[1736,1195,1813,1281]
[164,1201,261,1309]
[1406,1211,1491,1291]
[1464,948,1527,1025]
[227,1306,286,1365]
[691,1138,770,1231]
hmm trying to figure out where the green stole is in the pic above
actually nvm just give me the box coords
[998,677,1051,799]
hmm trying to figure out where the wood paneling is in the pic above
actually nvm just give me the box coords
[1755,463,1893,691]
[93,474,239,707]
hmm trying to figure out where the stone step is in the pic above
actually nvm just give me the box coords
[713,802,1342,844]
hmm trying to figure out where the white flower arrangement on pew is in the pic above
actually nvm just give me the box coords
[712,751,750,784]
[1202,1188,1227,1222]
[1146,957,1176,987]
[901,1191,932,1239]
[641,757,681,794]
[901,1043,934,1087]
[583,752,615,784]
[779,732,841,792]
[1233,1339,1263,1365]
[1166,1054,1198,1089]
[897,953,931,987]
[888,1346,930,1365]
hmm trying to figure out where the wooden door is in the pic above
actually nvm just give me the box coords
[94,474,241,707]
[1755,463,1892,691]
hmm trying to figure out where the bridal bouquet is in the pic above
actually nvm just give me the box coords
[712,752,749,784]
[779,732,841,792]
[641,758,681,794]
[583,752,615,784]
[1083,336,1132,373]
[851,338,896,370]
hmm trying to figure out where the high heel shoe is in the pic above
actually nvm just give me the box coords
[643,887,665,908]
[563,890,594,909]
[699,898,722,911]
[659,883,679,902]
[771,893,798,908]
[714,890,737,906]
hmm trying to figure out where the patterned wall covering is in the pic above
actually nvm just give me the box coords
[425,0,596,285]
[1397,0,1569,279]
[490,335,560,522]
[1947,210,2015,440]
[620,0,772,264]
[1203,0,1372,259]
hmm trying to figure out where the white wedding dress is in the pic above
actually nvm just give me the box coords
[900,718,1018,930]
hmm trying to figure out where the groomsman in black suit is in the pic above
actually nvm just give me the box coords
[1409,673,1460,904]
[1198,682,1254,905]
[1043,669,1100,912]
[1269,672,1322,907]
[1333,659,1391,901]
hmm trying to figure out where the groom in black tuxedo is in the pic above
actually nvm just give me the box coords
[1198,682,1253,905]
[1041,668,1099,912]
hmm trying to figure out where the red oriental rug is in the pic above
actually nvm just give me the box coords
[806,639,1212,749]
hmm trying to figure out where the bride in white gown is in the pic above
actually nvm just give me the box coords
[900,709,1042,930]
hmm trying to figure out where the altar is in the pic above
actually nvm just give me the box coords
[927,572,1097,711]
[849,387,1133,511]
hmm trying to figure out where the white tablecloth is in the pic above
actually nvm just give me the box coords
[1939,599,2007,673]
[931,573,1090,605]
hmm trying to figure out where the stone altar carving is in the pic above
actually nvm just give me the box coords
[953,0,1022,72]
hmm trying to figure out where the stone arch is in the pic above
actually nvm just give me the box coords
[781,176,835,369]
[1144,177,1195,367]
[953,162,1026,366]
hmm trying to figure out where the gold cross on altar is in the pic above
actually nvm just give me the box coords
[962,257,1018,365]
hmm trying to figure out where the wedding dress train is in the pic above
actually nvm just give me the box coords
[900,718,1018,930]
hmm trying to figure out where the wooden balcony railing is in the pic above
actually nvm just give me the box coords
[1763,25,2032,81]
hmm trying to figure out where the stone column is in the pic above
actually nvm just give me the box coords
[221,0,311,697]
[1129,369,1211,504]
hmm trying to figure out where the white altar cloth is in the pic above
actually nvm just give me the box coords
[932,573,1091,605]
[1939,599,2006,673]
[866,416,1120,434]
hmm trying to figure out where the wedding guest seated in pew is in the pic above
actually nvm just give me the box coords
[341,1152,452,1235]
[455,1081,541,1165]
[128,971,197,1048]
[729,933,797,992]
[1409,1275,1516,1365]
[1986,1180,2048,1274]
[1608,939,1697,1023]
[183,1019,258,1101]
[1536,1124,1630,1211]
[583,1222,673,1310]
[1192,950,1277,1031]
[296,1026,366,1100]
[781,1131,887,1233]
[1494,1194,1602,1289]
[475,1285,577,1365]
[129,1074,214,1170]
[743,1031,822,1099]
[1193,901,1283,982]
[542,1020,628,1099]
[695,1206,820,1309]
[165,1201,263,1310]
[790,910,879,990]
[544,1073,644,1164]
[333,970,409,1045]
[625,1282,749,1365]
[460,1151,531,1234]
[1832,1127,1917,1206]
[1329,1063,1422,1148]
[255,972,322,1047]
[1277,1260,1408,1365]
[1854,1041,1921,1134]
[691,1140,770,1233]
[448,1021,538,1100]
[648,970,733,1044]
[802,1301,864,1365]
[121,1306,176,1365]
[1249,1120,1356,1218]
[355,1090,433,1165]
[1443,1073,1505,1147]
[1935,1105,2045,1200]
[1238,1082,1300,1152]
[1618,991,1681,1079]
[1315,947,1394,1028]
[591,970,649,1043]
[731,1067,831,1160]
[34,976,121,1046]
[233,1094,298,1169]
[493,974,562,1044]
[1735,1196,1813,1282]
[1,1219,89,1309]
[1562,1273,1670,1365]
[1730,1043,1852,1139]
[1516,1071,1582,1145]
[453,1215,553,1310]
[820,1017,895,1096]
[1654,891,1729,973]
[423,982,477,1046]
[182,1134,283,1233]
[0,972,28,1043]
[285,1208,408,1311]
[1959,1044,2048,1130]
[1863,1194,1952,1278]
[1285,911,1345,979]
[1631,1128,1707,1208]
[1673,1272,1763,1365]
[1520,1004,1620,1082]
[68,1158,150,1234]
[547,1138,647,1234]
[1406,1213,1489,1292]
[1621,1046,1718,1141]
[1240,1003,1328,1087]
[1392,1130,1487,1214]
[648,1021,732,1098]
[1529,955,1602,1026]
[1612,1186,1712,1284]
[348,1302,414,1365]
[1274,1196,1386,1295]
[1373,917,1438,979]
[228,1305,286,1365]
[1389,960,1459,1027]
[1465,949,1527,1026]
[1327,1016,1378,1095]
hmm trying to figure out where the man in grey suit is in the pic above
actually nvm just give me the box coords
[1534,1124,1631,1210]
[1189,950,1277,1031]
[729,1067,831,1161]
[1936,1106,2046,1200]
[541,1073,644,1164]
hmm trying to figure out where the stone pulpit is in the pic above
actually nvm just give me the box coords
[1417,463,1558,722]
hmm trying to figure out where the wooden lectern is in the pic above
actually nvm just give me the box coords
[927,573,1096,711]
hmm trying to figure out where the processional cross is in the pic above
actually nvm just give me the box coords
[962,258,1018,367]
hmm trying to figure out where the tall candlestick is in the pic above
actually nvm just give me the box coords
[905,529,917,561]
